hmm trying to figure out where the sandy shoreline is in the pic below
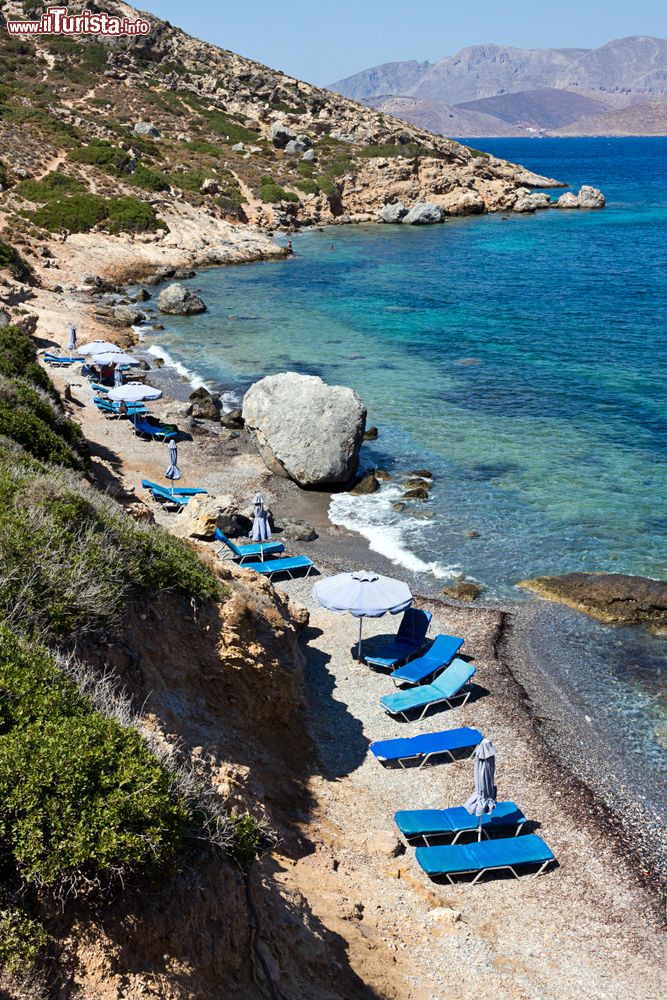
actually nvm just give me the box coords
[30,244,666,996]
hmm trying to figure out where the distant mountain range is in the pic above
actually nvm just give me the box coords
[330,37,667,137]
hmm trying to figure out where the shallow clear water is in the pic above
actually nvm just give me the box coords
[141,138,666,807]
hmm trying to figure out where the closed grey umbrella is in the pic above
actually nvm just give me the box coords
[165,440,181,494]
[114,366,123,387]
[464,738,497,841]
[250,493,271,560]
[67,324,77,352]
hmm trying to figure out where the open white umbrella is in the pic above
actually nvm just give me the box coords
[250,493,271,561]
[165,439,181,494]
[107,382,162,433]
[465,738,497,841]
[313,571,413,659]
[94,351,140,367]
[80,341,122,355]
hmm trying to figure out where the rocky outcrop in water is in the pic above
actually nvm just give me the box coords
[242,373,367,488]
[157,283,207,315]
[555,186,606,209]
[519,572,667,632]
[402,201,445,224]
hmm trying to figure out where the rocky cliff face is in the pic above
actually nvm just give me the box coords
[0,0,584,256]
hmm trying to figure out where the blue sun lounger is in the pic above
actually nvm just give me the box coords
[144,483,190,506]
[214,528,285,563]
[364,608,433,669]
[395,802,527,845]
[94,397,148,418]
[243,556,314,580]
[390,634,465,686]
[380,658,476,721]
[44,353,86,366]
[370,726,483,768]
[142,480,207,497]
[415,834,554,885]
[134,420,178,442]
[92,383,110,394]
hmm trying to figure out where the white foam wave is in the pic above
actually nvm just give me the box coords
[329,488,461,581]
[146,345,208,390]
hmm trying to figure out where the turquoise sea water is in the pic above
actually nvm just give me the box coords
[142,138,666,809]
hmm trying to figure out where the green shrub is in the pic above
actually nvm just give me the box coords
[229,813,265,871]
[259,178,298,204]
[358,143,426,158]
[297,162,314,178]
[0,401,82,468]
[0,105,80,147]
[0,714,187,889]
[176,168,208,192]
[184,139,224,156]
[29,193,109,233]
[129,164,170,193]
[0,240,32,282]
[0,908,48,976]
[106,196,167,234]
[0,327,50,393]
[294,178,319,195]
[0,160,8,189]
[28,193,165,235]
[316,176,335,197]
[69,141,132,175]
[465,146,490,159]
[17,172,86,203]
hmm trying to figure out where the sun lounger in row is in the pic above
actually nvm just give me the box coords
[380,659,475,721]
[390,633,465,686]
[215,528,285,562]
[94,397,147,418]
[243,557,314,579]
[370,726,483,768]
[142,480,207,497]
[44,353,86,366]
[415,834,554,884]
[364,608,433,669]
[395,802,527,845]
[133,419,178,441]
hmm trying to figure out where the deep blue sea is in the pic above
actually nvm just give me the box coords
[142,138,667,813]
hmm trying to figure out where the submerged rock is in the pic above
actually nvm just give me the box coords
[242,372,367,488]
[442,578,484,601]
[518,572,667,632]
[403,487,429,500]
[157,283,207,315]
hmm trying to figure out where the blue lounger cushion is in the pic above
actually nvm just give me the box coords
[44,354,85,364]
[395,802,526,842]
[134,421,178,441]
[370,727,483,767]
[214,528,285,561]
[143,480,207,496]
[364,608,433,669]
[415,834,554,882]
[146,484,190,506]
[390,634,464,686]
[380,658,476,720]
[243,556,313,579]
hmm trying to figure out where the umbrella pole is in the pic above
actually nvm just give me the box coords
[357,618,363,660]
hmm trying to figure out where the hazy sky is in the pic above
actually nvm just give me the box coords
[139,0,667,85]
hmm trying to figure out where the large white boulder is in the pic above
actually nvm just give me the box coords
[242,373,367,488]
[402,201,445,225]
[577,185,606,209]
[156,283,207,315]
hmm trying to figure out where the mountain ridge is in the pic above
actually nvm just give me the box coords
[331,36,667,136]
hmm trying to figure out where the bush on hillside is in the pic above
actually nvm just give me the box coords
[259,178,298,204]
[0,327,52,394]
[28,193,166,235]
[69,140,133,174]
[17,172,85,203]
[0,240,32,282]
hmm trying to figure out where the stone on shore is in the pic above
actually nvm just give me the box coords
[157,283,207,315]
[350,472,379,495]
[242,372,367,488]
[556,192,580,209]
[514,192,551,213]
[365,830,404,858]
[180,494,240,539]
[277,519,317,542]
[112,305,145,326]
[188,387,221,421]
[518,572,667,632]
[402,202,445,225]
[379,202,408,224]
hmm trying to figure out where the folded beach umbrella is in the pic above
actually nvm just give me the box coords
[81,340,122,355]
[250,493,272,559]
[465,738,497,841]
[165,439,181,494]
[67,324,77,352]
[313,570,413,659]
[107,382,162,433]
[114,366,124,387]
